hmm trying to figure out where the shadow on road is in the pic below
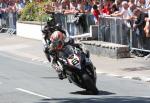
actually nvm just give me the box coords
[36,96,150,103]
[70,90,115,95]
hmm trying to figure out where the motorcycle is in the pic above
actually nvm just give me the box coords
[42,12,98,94]
[50,44,98,95]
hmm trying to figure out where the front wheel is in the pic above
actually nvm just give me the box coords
[82,74,98,95]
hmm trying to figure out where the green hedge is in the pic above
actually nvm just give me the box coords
[20,1,52,22]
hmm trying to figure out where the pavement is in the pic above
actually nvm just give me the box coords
[1,33,150,82]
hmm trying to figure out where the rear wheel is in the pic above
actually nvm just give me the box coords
[86,66,97,85]
[82,74,98,95]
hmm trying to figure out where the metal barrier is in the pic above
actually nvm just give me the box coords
[130,26,150,59]
[98,16,150,58]
[98,16,130,45]
[53,13,95,37]
[0,12,16,35]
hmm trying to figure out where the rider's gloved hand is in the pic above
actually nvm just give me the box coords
[68,38,74,44]
[43,44,49,52]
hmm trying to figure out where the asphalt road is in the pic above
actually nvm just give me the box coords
[0,52,150,103]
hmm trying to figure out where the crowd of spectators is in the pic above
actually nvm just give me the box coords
[0,0,149,31]
[0,0,27,29]
[44,0,150,35]
[0,0,26,16]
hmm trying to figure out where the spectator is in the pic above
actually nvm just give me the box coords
[44,3,54,14]
[7,6,15,29]
[128,0,135,7]
[144,0,150,37]
[144,16,150,37]
[111,1,132,20]
[133,8,146,50]
[83,1,92,13]
[137,0,150,16]
[61,0,70,14]
[111,1,132,46]
[110,3,119,13]
[61,0,70,10]
[128,0,137,11]
[134,0,139,5]
[114,0,123,12]
[15,0,25,15]
[76,0,84,13]
[91,4,100,24]
[0,0,8,27]
[54,0,62,12]
[70,0,78,12]
[101,0,112,15]
[129,2,137,13]
[49,0,62,13]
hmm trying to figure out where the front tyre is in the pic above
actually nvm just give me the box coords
[82,74,99,95]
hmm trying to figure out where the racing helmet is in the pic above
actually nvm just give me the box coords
[50,31,65,50]
[47,16,56,26]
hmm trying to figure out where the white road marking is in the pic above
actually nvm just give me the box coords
[16,88,51,99]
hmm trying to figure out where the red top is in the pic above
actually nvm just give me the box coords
[93,9,100,20]
[102,6,110,15]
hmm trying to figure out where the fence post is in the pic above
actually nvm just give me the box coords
[129,27,133,49]
[115,17,117,44]
[120,18,123,44]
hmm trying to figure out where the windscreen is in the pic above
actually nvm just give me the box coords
[63,45,74,58]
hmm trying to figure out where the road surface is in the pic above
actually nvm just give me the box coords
[0,52,150,103]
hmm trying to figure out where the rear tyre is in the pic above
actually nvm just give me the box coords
[82,74,98,95]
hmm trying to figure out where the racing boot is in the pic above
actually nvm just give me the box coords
[52,63,66,80]
[57,70,67,80]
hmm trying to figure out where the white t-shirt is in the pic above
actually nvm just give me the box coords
[148,10,150,18]
[121,8,132,19]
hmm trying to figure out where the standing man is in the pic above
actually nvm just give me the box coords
[132,8,146,56]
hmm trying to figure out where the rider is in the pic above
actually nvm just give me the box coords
[42,12,68,61]
[42,13,66,79]
[42,13,78,80]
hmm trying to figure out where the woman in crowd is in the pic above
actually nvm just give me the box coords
[91,3,100,24]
